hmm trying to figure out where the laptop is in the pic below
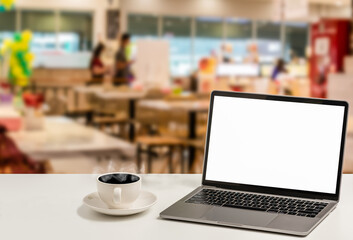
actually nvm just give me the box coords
[160,91,348,236]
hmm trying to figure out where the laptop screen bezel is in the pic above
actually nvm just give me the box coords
[202,91,348,201]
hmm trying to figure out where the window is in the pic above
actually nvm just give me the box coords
[59,11,93,52]
[0,10,16,31]
[128,14,159,67]
[195,17,223,67]
[0,10,16,45]
[284,22,308,61]
[15,10,93,68]
[21,10,56,54]
[162,16,192,76]
[125,14,310,76]
[257,21,281,63]
[128,14,158,39]
[21,10,55,32]
[225,18,252,62]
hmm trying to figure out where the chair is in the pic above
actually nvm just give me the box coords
[90,93,131,139]
[136,136,185,173]
[182,139,205,173]
[45,95,68,116]
[93,113,133,139]
[135,88,165,136]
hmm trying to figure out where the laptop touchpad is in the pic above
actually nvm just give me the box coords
[204,207,277,227]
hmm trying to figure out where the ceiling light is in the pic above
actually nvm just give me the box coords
[335,1,343,7]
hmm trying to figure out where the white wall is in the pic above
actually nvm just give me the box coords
[120,0,278,29]
[309,3,351,21]
[119,0,351,32]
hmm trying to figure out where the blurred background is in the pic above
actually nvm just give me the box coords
[0,0,352,174]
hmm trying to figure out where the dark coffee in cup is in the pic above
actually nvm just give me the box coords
[98,173,140,184]
[97,172,141,208]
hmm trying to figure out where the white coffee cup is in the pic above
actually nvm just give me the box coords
[97,172,141,209]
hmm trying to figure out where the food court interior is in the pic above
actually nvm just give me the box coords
[0,0,352,174]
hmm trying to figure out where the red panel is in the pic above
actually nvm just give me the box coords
[309,19,350,98]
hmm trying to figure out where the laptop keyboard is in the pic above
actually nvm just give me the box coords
[186,189,328,218]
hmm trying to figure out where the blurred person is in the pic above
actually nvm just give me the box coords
[312,55,330,98]
[271,58,292,95]
[271,58,287,81]
[0,125,46,173]
[88,42,109,85]
[244,43,259,63]
[220,43,234,63]
[189,70,198,93]
[115,33,134,86]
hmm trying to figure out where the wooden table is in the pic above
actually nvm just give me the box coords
[139,99,209,167]
[73,86,104,124]
[74,86,147,142]
[94,90,147,142]
[0,174,352,240]
[73,85,103,94]
[9,116,135,159]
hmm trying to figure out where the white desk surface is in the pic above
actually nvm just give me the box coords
[9,117,134,158]
[0,174,351,240]
[139,99,209,112]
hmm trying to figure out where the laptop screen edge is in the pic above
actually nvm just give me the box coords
[201,90,348,201]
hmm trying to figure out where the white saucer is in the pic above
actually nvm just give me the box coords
[83,190,157,216]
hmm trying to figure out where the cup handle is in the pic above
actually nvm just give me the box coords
[113,187,122,204]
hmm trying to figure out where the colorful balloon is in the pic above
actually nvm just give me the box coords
[21,30,32,43]
[0,30,35,87]
[0,39,10,54]
[25,52,34,62]
[0,0,15,11]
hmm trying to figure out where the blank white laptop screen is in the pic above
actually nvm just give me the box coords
[205,96,345,194]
